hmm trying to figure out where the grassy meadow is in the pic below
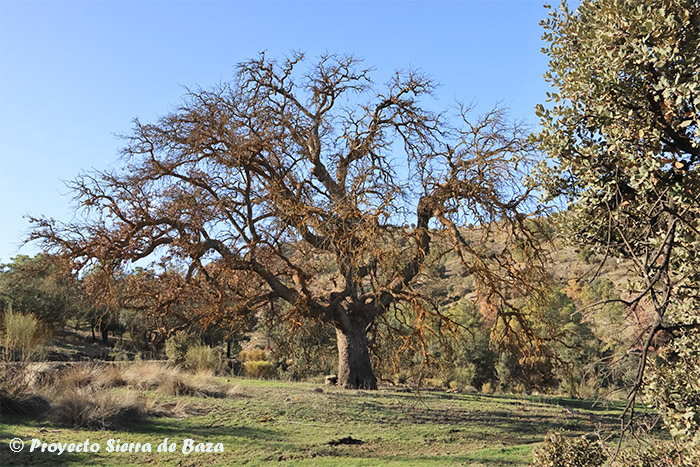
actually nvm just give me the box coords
[1,362,639,466]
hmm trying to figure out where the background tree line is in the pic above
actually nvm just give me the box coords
[0,236,642,400]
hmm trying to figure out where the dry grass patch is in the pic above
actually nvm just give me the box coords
[95,364,128,388]
[54,363,101,391]
[21,362,127,391]
[122,362,232,398]
[3,360,239,430]
[50,386,164,429]
[225,384,245,398]
[0,364,51,417]
[157,371,227,398]
[158,399,196,419]
[122,361,182,390]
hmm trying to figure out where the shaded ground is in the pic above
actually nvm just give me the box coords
[1,377,648,466]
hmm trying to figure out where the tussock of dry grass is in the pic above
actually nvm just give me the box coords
[0,391,51,417]
[2,360,239,429]
[161,371,229,398]
[0,364,51,416]
[54,363,101,391]
[50,387,154,429]
[122,361,181,391]
[96,364,128,388]
[225,384,244,398]
[123,362,230,398]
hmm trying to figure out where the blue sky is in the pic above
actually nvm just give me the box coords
[0,0,552,264]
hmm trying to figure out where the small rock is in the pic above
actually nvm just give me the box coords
[325,375,338,386]
[313,387,324,393]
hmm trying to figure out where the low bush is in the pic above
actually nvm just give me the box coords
[532,430,606,467]
[615,441,696,467]
[239,347,269,362]
[1,305,49,362]
[184,345,224,373]
[243,360,275,379]
[164,331,199,363]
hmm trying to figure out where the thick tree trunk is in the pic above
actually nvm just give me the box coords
[335,314,377,390]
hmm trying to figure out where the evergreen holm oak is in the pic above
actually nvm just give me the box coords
[536,0,700,433]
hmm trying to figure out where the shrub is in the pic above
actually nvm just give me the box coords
[615,441,694,467]
[1,304,49,362]
[164,330,199,363]
[645,321,700,463]
[239,347,269,362]
[243,360,275,378]
[422,378,446,389]
[532,430,606,467]
[184,345,224,373]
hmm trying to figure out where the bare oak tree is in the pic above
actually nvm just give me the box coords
[31,53,545,389]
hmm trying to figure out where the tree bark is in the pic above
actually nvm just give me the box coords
[335,313,377,390]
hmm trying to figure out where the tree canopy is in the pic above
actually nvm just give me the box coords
[0,254,84,326]
[536,0,700,444]
[31,53,547,389]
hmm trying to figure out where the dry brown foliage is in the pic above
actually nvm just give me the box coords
[30,53,551,388]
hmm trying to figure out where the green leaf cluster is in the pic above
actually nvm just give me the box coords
[535,0,700,258]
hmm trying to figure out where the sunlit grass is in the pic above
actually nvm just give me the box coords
[1,372,642,466]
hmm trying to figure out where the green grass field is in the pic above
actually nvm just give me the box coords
[1,376,634,466]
